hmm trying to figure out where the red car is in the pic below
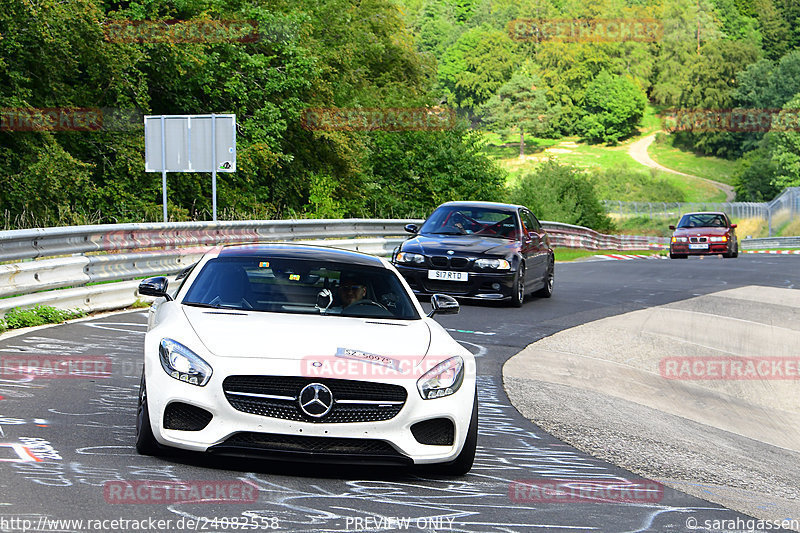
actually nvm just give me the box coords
[669,212,738,259]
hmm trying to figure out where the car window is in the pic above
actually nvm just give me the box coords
[419,206,519,239]
[520,210,539,234]
[181,257,420,320]
[677,214,728,228]
[521,210,540,232]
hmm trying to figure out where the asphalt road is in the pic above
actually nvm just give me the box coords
[0,254,798,533]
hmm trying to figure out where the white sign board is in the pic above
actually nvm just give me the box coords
[144,114,236,172]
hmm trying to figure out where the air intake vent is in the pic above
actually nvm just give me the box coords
[163,402,212,431]
[411,418,455,446]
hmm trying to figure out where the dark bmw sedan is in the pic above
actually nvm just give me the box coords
[392,201,554,307]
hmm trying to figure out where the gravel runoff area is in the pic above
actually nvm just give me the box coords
[503,285,800,529]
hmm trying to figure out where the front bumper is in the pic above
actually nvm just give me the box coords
[670,243,731,255]
[394,264,515,300]
[144,354,476,465]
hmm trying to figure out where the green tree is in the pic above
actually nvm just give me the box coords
[733,146,781,201]
[438,26,517,110]
[508,160,614,231]
[367,125,506,217]
[577,71,647,144]
[769,94,800,188]
[480,71,552,157]
[754,0,791,60]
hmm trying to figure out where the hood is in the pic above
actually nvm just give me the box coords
[673,226,731,236]
[182,306,431,359]
[404,234,517,256]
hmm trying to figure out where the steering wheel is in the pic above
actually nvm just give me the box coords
[342,299,389,315]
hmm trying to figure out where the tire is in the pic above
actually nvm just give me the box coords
[670,253,687,259]
[535,257,554,298]
[135,369,161,456]
[436,390,478,476]
[510,265,525,308]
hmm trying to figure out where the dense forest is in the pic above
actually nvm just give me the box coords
[0,0,799,228]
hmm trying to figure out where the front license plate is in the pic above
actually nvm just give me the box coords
[689,243,708,250]
[428,270,468,282]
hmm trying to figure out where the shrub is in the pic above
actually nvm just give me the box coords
[3,305,85,330]
[508,160,615,232]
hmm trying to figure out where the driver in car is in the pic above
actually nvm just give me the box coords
[338,278,368,308]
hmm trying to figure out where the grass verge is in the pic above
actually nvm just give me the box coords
[648,134,739,186]
[0,305,85,333]
[554,247,665,262]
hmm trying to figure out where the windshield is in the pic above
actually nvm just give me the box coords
[182,257,420,320]
[677,214,728,228]
[419,206,519,239]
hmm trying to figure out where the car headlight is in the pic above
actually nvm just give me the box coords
[159,338,212,386]
[709,236,727,242]
[672,237,687,243]
[417,356,464,400]
[396,252,425,264]
[474,258,511,269]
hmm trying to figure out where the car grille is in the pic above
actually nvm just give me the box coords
[209,432,412,464]
[163,402,213,431]
[411,418,455,446]
[423,280,473,295]
[222,376,407,423]
[689,237,708,243]
[429,256,470,270]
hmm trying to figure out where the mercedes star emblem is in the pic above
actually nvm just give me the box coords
[298,383,334,418]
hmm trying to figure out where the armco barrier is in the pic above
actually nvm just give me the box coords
[0,219,667,318]
[740,236,800,250]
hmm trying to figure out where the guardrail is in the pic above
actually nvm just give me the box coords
[0,219,667,318]
[740,236,800,250]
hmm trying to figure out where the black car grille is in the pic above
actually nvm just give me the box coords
[163,402,213,431]
[222,376,407,423]
[429,256,470,270]
[423,280,473,295]
[689,237,708,243]
[411,418,455,446]
[210,432,412,464]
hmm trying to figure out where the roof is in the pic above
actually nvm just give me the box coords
[217,243,385,267]
[437,201,525,211]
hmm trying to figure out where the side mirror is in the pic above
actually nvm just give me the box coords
[730,223,737,229]
[669,225,676,230]
[427,294,459,317]
[404,224,419,234]
[138,276,173,301]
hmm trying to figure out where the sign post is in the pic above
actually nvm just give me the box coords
[144,114,236,221]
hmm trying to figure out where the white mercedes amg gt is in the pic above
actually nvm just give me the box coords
[136,243,478,474]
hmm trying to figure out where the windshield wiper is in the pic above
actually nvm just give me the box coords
[182,301,243,310]
[428,231,466,235]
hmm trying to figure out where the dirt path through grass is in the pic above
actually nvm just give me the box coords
[628,132,735,201]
